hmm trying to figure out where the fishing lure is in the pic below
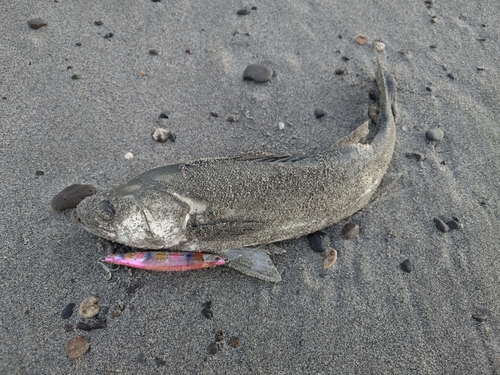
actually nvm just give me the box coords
[104,251,227,272]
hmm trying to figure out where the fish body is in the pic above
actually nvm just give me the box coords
[77,52,396,282]
[104,251,226,272]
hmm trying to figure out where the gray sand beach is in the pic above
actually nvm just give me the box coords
[1,0,500,373]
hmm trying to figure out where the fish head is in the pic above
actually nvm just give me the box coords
[76,182,190,249]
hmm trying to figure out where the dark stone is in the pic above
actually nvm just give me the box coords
[208,342,219,355]
[426,127,444,141]
[201,308,213,319]
[202,301,212,309]
[307,231,330,253]
[149,49,158,55]
[251,6,257,10]
[369,91,377,101]
[237,8,250,15]
[151,0,161,2]
[341,56,351,61]
[76,321,92,331]
[27,18,47,29]
[71,74,80,80]
[447,220,459,230]
[226,115,238,122]
[94,21,103,26]
[433,218,449,233]
[405,152,425,162]
[61,303,75,319]
[472,314,487,322]
[35,170,44,176]
[155,357,166,367]
[243,64,273,83]
[90,320,107,330]
[210,111,219,117]
[51,184,96,211]
[335,68,346,75]
[341,222,359,240]
[104,33,114,39]
[75,43,82,47]
[400,259,413,273]
[314,108,326,119]
[158,112,169,119]
[447,73,455,80]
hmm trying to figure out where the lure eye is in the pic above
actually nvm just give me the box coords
[98,200,115,221]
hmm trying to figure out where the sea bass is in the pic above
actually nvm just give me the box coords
[76,52,397,282]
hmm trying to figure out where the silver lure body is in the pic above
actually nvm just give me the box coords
[76,53,396,281]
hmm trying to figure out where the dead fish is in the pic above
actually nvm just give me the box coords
[76,52,397,282]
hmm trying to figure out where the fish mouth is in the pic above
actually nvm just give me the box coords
[72,211,118,241]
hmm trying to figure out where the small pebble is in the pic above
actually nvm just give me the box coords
[71,74,80,80]
[472,314,487,322]
[210,111,219,117]
[314,108,326,119]
[104,33,114,39]
[155,357,166,367]
[66,337,90,359]
[94,21,103,26]
[90,320,107,330]
[79,296,100,318]
[447,73,455,80]
[152,128,176,143]
[208,342,219,355]
[158,112,169,119]
[124,152,134,160]
[215,330,225,342]
[237,8,250,15]
[369,104,379,124]
[201,308,213,319]
[35,170,44,176]
[243,64,273,83]
[27,18,47,29]
[278,122,285,130]
[75,43,82,47]
[341,222,359,240]
[76,321,92,331]
[335,68,346,75]
[139,70,146,77]
[149,49,158,55]
[426,127,444,142]
[356,34,369,45]
[447,220,460,230]
[426,87,432,92]
[226,115,238,122]
[307,231,330,253]
[433,218,449,233]
[400,259,413,273]
[323,248,338,269]
[373,41,385,52]
[229,336,240,348]
[51,184,96,211]
[61,303,75,319]
[405,152,425,162]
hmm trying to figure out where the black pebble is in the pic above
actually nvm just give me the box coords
[94,21,103,26]
[202,301,212,309]
[426,87,432,92]
[104,33,114,39]
[158,112,169,119]
[405,152,425,162]
[307,231,330,253]
[61,303,75,319]
[51,184,96,211]
[243,64,273,83]
[151,0,161,2]
[447,220,459,230]
[314,108,326,119]
[155,357,166,367]
[447,73,455,80]
[400,259,413,273]
[369,91,377,101]
[149,49,158,55]
[433,218,449,233]
[341,56,351,61]
[75,43,82,47]
[335,68,346,75]
[251,6,257,10]
[90,320,107,330]
[208,342,219,355]
[35,170,44,176]
[201,308,213,319]
[27,18,47,29]
[71,74,80,80]
[210,111,219,117]
[237,8,250,15]
[76,321,92,331]
[472,314,487,322]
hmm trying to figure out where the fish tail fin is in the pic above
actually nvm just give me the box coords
[375,52,397,122]
[222,248,282,282]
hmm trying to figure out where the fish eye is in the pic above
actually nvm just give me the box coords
[98,200,115,221]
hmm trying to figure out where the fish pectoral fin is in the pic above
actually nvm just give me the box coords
[222,248,282,282]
